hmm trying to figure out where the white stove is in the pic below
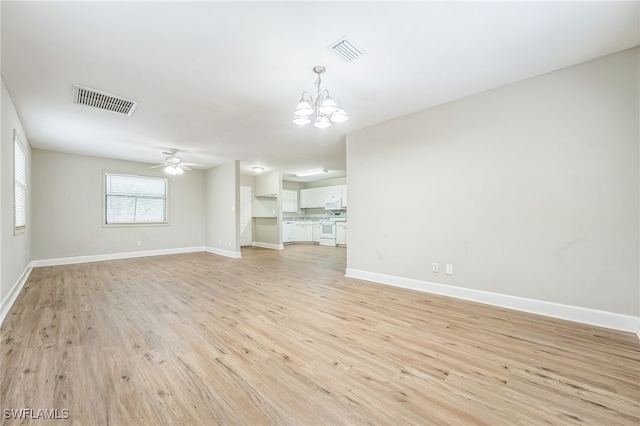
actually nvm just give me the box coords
[319,212,346,246]
[319,220,337,246]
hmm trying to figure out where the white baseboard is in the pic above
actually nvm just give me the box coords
[252,242,284,250]
[30,246,207,267]
[205,246,242,259]
[1,265,33,326]
[345,268,639,334]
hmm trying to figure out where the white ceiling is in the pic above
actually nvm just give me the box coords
[2,1,638,182]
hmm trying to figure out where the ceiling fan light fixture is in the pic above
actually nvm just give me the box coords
[164,165,184,175]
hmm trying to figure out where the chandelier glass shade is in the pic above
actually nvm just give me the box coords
[293,65,349,128]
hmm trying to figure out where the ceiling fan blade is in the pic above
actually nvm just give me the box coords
[149,164,166,169]
[179,164,192,171]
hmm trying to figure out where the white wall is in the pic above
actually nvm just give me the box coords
[1,77,32,319]
[205,161,240,257]
[31,149,206,260]
[346,48,639,328]
[303,177,347,189]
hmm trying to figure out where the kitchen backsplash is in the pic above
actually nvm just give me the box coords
[283,209,347,221]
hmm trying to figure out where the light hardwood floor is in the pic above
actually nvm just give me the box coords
[1,245,639,425]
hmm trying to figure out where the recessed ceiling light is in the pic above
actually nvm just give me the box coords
[252,166,264,173]
[295,169,328,177]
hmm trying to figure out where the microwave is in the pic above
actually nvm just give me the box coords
[325,198,342,210]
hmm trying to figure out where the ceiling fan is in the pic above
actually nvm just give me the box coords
[150,150,194,175]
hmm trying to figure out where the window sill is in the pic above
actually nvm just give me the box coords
[102,222,169,228]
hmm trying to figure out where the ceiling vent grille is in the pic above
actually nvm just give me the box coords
[328,37,365,63]
[73,85,138,116]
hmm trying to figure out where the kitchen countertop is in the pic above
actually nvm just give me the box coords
[283,217,347,221]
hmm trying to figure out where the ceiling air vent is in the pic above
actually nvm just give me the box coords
[328,37,365,63]
[73,84,138,116]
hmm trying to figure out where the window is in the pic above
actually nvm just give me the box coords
[105,173,168,225]
[14,134,26,230]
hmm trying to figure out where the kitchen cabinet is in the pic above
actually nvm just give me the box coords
[299,190,311,209]
[282,221,296,243]
[255,171,280,197]
[282,190,298,213]
[299,187,324,208]
[340,184,347,207]
[295,221,313,242]
[299,185,347,209]
[336,222,347,245]
[312,221,320,242]
[326,185,341,199]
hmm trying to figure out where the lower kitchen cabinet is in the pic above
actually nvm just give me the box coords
[336,222,347,245]
[295,221,314,242]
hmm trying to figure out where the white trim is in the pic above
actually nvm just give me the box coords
[205,246,242,259]
[31,246,206,267]
[345,268,639,334]
[252,242,284,250]
[1,265,33,326]
[102,171,169,227]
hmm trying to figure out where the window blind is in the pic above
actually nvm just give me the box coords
[14,139,26,228]
[105,173,167,224]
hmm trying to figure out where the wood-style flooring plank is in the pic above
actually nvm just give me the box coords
[1,245,639,425]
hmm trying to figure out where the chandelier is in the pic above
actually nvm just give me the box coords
[293,65,349,128]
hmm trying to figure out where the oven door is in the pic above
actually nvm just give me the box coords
[319,221,336,239]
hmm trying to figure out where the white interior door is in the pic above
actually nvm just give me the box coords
[240,186,252,247]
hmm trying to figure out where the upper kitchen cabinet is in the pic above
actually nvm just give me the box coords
[340,184,347,207]
[300,187,329,208]
[255,171,280,197]
[282,190,298,213]
[300,184,347,209]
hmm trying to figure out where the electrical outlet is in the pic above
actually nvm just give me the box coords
[137,241,142,247]
[432,263,439,273]
[446,264,453,275]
